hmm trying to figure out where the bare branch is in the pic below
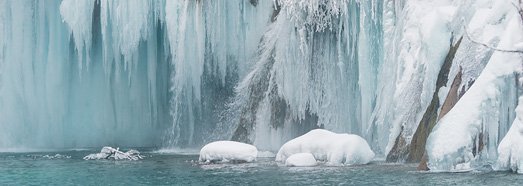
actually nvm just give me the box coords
[511,1,523,24]
[463,25,523,54]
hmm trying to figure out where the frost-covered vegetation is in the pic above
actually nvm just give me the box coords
[84,147,143,160]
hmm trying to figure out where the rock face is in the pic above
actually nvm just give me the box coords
[416,68,462,170]
[386,37,463,163]
[386,129,409,162]
[249,0,259,7]
[271,0,281,22]
[408,63,462,163]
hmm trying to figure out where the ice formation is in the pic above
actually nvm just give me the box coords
[276,129,375,165]
[285,152,318,167]
[495,96,523,174]
[199,141,258,163]
[84,147,143,160]
[0,0,272,149]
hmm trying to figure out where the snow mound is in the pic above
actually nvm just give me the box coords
[199,141,258,163]
[276,129,375,165]
[84,147,143,160]
[285,153,317,167]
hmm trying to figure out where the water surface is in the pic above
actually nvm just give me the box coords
[0,149,521,185]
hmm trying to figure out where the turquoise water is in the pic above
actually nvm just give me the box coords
[1,149,522,185]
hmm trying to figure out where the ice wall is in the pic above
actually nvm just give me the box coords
[495,95,523,174]
[0,0,272,149]
[163,0,273,147]
[0,0,171,148]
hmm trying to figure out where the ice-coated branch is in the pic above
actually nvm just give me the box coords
[463,25,523,54]
[464,1,523,54]
[513,0,523,24]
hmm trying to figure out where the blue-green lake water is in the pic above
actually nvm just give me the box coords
[1,149,522,185]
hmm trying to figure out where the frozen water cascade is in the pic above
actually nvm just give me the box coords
[0,0,523,174]
[231,0,388,152]
[0,0,273,149]
[0,0,172,148]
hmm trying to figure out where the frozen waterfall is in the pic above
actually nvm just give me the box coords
[1,0,523,174]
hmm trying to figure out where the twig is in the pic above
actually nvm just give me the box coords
[463,25,523,54]
[511,1,523,24]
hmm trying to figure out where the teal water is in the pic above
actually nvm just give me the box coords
[0,149,522,185]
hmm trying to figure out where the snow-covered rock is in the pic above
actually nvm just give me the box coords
[276,129,375,165]
[84,147,143,160]
[199,141,258,163]
[285,152,317,167]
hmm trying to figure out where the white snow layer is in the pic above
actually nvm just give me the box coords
[426,3,523,171]
[199,141,258,163]
[276,129,375,165]
[285,152,318,167]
